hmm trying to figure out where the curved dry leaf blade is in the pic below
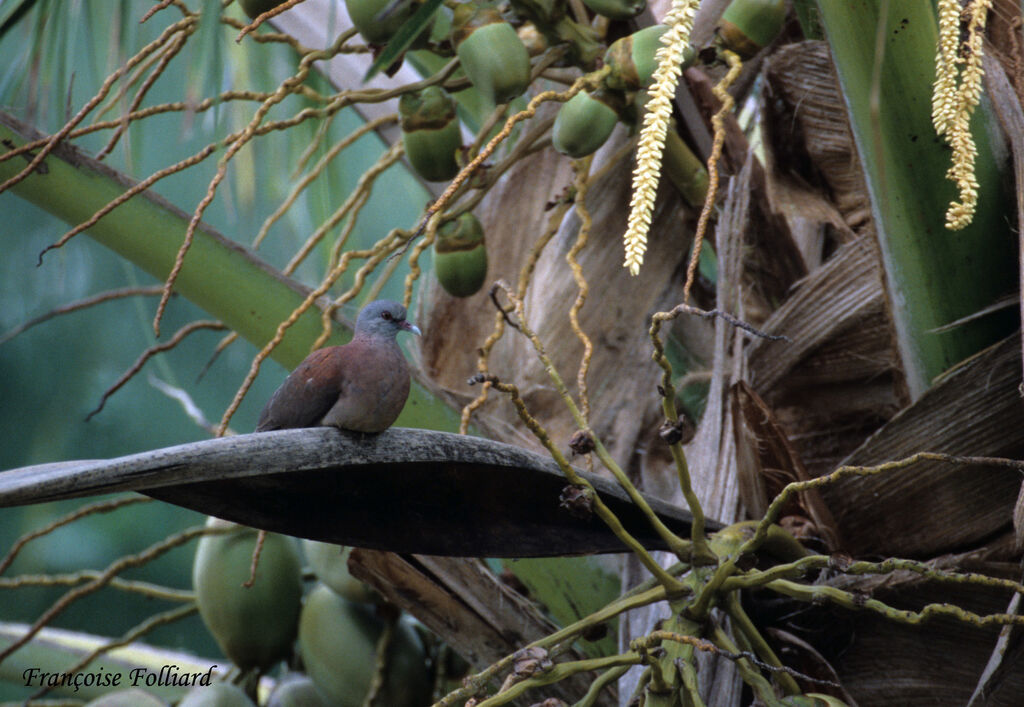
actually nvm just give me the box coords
[0,428,717,557]
[824,335,1024,557]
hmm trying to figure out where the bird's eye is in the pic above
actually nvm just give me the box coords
[381,311,393,321]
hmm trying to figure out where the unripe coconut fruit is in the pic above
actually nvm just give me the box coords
[452,5,531,104]
[298,584,430,706]
[434,212,487,297]
[193,519,302,671]
[266,672,331,707]
[400,86,462,182]
[84,689,166,707]
[177,683,255,707]
[302,540,380,604]
[605,25,695,92]
[582,0,645,20]
[552,90,619,158]
[718,0,787,58]
[345,0,422,44]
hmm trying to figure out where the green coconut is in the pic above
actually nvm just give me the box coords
[400,86,462,182]
[298,584,431,706]
[434,212,487,297]
[552,90,620,158]
[192,519,302,671]
[345,0,425,45]
[605,25,695,91]
[719,0,787,58]
[302,540,380,604]
[266,673,331,707]
[452,5,531,104]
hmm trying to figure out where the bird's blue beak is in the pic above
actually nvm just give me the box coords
[402,321,422,336]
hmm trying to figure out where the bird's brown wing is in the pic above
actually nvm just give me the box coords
[255,347,347,431]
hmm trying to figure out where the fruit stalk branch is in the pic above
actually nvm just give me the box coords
[491,282,693,562]
[480,371,686,589]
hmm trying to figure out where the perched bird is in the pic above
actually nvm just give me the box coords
[256,300,421,434]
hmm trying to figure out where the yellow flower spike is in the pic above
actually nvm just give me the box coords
[931,0,991,231]
[622,0,698,276]
[931,0,960,137]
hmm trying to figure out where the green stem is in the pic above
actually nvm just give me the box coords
[649,310,712,563]
[648,614,705,707]
[678,648,705,707]
[492,379,686,589]
[495,288,694,565]
[687,559,734,620]
[723,554,1024,596]
[711,626,788,707]
[667,440,713,564]
[766,578,1024,628]
[436,585,677,706]
[725,592,799,695]
[591,437,694,561]
[476,654,642,706]
[664,126,710,208]
[572,664,630,707]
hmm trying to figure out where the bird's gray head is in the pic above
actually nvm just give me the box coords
[354,299,422,339]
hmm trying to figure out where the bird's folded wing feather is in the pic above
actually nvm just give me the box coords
[256,347,346,431]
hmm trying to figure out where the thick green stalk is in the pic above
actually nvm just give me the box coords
[818,1,1017,395]
[0,111,460,432]
[724,592,799,695]
[711,626,789,707]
